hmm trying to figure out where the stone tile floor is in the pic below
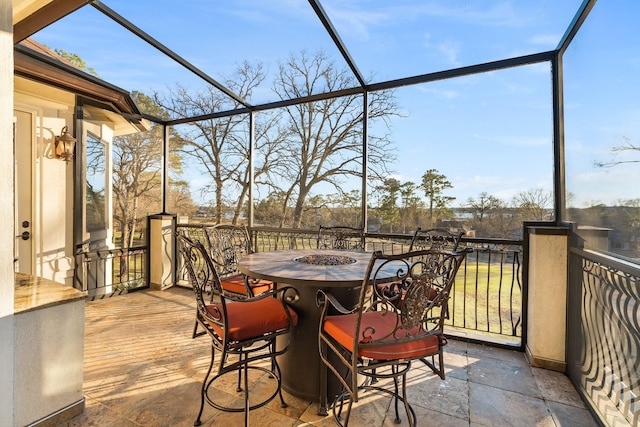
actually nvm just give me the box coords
[67,286,598,427]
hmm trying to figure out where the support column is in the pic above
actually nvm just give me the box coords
[148,214,176,290]
[525,226,569,372]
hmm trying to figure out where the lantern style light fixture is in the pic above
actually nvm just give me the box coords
[55,126,76,162]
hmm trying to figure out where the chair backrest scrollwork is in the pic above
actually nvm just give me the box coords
[206,224,253,279]
[176,234,227,331]
[361,248,469,346]
[409,227,464,252]
[317,225,364,250]
[176,224,214,252]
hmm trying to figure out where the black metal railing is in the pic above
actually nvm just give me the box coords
[75,245,148,300]
[567,247,640,427]
[173,225,523,345]
[251,226,320,251]
[248,227,524,345]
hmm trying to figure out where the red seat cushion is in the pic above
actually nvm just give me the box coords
[245,279,273,295]
[205,297,298,342]
[323,311,441,360]
[221,274,272,295]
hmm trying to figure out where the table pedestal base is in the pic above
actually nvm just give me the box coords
[278,283,359,414]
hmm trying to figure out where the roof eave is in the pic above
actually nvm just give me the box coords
[14,44,148,131]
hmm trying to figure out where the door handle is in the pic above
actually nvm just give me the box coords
[17,231,30,240]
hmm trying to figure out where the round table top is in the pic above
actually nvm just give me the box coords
[238,249,376,288]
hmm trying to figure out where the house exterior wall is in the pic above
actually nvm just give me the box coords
[9,76,121,426]
[14,298,85,426]
[14,83,76,285]
[1,0,15,424]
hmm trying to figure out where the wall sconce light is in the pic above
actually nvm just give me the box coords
[55,126,76,162]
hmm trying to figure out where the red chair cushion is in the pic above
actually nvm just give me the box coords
[246,279,273,295]
[323,311,441,360]
[205,297,298,342]
[221,274,272,295]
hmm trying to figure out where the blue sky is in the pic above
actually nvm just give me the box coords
[31,0,639,209]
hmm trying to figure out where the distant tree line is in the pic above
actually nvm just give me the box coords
[59,45,639,257]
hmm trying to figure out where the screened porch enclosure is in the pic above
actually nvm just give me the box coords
[22,0,637,257]
[15,1,640,426]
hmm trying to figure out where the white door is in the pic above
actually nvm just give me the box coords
[14,109,34,274]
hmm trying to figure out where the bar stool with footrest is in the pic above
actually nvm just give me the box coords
[318,247,470,426]
[177,234,298,427]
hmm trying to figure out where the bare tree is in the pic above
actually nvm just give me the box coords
[466,192,510,237]
[467,192,504,222]
[512,188,553,221]
[595,137,640,168]
[157,62,287,224]
[85,135,106,231]
[112,130,162,248]
[112,91,189,248]
[270,50,399,228]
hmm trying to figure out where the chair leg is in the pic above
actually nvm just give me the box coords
[400,372,416,427]
[243,355,250,427]
[192,318,206,338]
[319,340,329,416]
[194,344,216,426]
[332,390,354,427]
[272,355,288,408]
[236,352,243,392]
[192,319,199,338]
[420,352,445,379]
[268,341,277,379]
[331,369,355,427]
[392,368,402,424]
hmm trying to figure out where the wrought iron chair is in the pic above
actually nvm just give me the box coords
[317,225,365,250]
[378,227,467,371]
[207,224,273,297]
[177,224,271,298]
[378,228,465,302]
[318,248,470,427]
[177,234,298,427]
[177,224,269,337]
[408,227,464,251]
[176,224,213,254]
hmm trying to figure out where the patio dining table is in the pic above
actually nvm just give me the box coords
[238,248,378,414]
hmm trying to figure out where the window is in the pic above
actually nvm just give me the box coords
[86,132,107,231]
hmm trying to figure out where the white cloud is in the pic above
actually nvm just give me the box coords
[567,168,640,206]
[437,40,461,66]
[529,33,561,47]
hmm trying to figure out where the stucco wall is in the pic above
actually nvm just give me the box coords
[14,299,85,426]
[526,227,569,371]
[14,85,76,285]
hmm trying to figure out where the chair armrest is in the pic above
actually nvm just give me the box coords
[275,285,300,306]
[316,289,357,315]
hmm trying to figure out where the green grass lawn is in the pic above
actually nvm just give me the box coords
[448,261,523,338]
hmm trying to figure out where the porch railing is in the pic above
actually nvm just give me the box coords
[75,245,148,300]
[567,247,640,427]
[248,227,523,346]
